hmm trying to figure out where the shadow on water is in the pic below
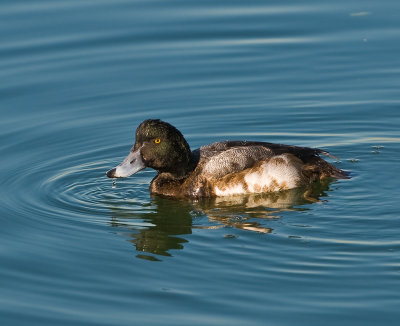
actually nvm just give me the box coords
[108,179,334,261]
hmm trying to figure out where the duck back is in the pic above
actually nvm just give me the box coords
[181,141,347,197]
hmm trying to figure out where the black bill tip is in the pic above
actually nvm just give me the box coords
[106,168,116,178]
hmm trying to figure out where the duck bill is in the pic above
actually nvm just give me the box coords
[106,147,145,178]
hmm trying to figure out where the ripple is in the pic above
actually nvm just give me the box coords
[1,141,155,229]
[43,160,153,217]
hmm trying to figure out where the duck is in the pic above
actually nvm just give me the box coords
[106,119,349,198]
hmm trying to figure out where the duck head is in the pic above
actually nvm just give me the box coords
[106,119,193,179]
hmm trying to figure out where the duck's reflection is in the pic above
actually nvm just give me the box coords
[109,180,333,260]
[109,198,193,261]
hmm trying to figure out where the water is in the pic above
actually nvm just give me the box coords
[1,0,400,325]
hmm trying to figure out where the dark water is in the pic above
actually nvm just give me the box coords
[1,0,400,325]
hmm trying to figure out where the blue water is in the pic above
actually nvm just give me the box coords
[1,0,400,325]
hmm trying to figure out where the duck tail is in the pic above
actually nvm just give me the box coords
[302,156,350,181]
[328,165,351,179]
[319,150,339,160]
[316,150,350,179]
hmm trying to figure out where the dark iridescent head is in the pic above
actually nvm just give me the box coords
[106,119,192,179]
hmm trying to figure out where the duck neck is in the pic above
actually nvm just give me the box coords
[162,153,196,180]
[151,144,194,181]
[150,152,199,197]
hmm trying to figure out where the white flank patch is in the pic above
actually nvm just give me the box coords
[212,154,303,196]
[244,155,301,193]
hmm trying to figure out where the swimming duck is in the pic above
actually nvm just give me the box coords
[106,119,348,198]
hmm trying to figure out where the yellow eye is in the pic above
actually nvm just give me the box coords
[154,138,161,144]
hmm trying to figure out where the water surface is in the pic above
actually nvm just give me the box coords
[1,0,400,325]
